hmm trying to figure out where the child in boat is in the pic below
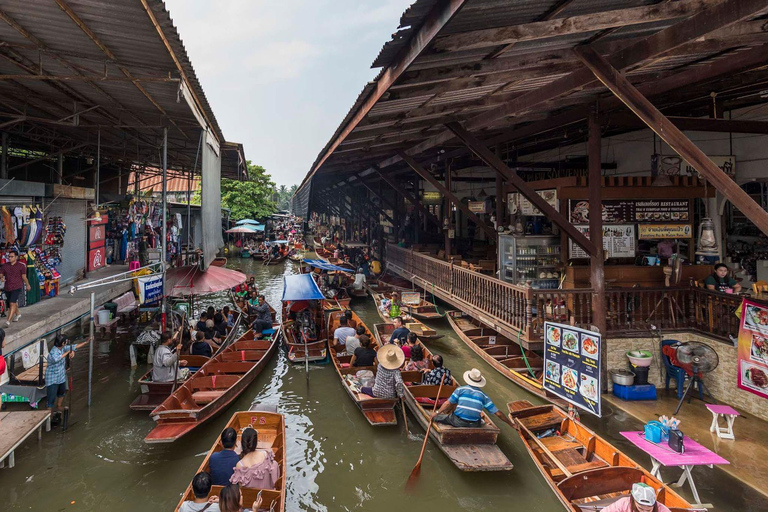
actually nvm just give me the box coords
[229,428,280,490]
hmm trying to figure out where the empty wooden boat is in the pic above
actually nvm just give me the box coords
[262,252,287,265]
[130,355,210,411]
[401,295,443,320]
[507,400,694,512]
[210,257,227,267]
[401,371,513,472]
[144,323,281,444]
[373,320,443,345]
[174,409,286,512]
[377,272,414,291]
[281,274,328,364]
[447,310,564,407]
[327,309,399,426]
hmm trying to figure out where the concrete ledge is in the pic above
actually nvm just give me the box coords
[4,265,134,354]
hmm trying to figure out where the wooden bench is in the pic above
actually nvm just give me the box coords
[114,292,138,322]
[192,390,226,404]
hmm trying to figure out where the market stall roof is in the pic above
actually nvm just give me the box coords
[281,274,324,302]
[301,259,354,272]
[235,219,261,226]
[298,0,768,196]
[225,226,259,234]
[0,0,247,178]
[165,265,246,296]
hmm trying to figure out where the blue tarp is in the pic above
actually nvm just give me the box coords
[266,239,288,245]
[253,224,265,232]
[282,274,325,301]
[236,219,260,225]
[302,259,353,272]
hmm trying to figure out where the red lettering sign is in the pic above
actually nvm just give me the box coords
[88,246,106,272]
[89,224,105,244]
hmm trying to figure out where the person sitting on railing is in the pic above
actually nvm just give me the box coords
[705,263,741,294]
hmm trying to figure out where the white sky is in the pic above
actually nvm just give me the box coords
[164,0,414,186]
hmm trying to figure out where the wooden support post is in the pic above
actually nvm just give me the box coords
[445,122,595,255]
[399,151,497,239]
[445,164,452,257]
[588,108,607,389]
[575,45,768,236]
[371,166,440,226]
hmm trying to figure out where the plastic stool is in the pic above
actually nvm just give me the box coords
[128,261,141,271]
[706,404,740,440]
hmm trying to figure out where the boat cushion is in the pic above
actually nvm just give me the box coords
[415,397,448,407]
[261,328,276,335]
[340,363,350,368]
[192,390,226,404]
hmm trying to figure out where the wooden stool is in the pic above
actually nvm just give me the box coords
[706,404,739,440]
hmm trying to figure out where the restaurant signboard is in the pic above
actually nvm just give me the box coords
[569,224,636,259]
[737,298,768,400]
[569,199,690,224]
[638,224,693,239]
[544,321,602,417]
[468,201,487,213]
[508,189,558,216]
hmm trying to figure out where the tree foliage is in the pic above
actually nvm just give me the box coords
[276,183,299,211]
[221,161,277,220]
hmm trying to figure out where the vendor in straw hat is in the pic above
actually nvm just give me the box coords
[360,344,405,399]
[432,368,515,429]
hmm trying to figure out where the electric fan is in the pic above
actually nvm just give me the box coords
[674,341,719,414]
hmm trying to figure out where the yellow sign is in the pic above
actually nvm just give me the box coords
[638,224,692,239]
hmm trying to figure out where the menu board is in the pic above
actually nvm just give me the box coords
[638,224,693,239]
[508,189,558,216]
[544,321,602,417]
[569,199,689,224]
[737,299,768,400]
[569,225,636,259]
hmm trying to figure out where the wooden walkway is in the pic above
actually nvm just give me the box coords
[0,411,51,469]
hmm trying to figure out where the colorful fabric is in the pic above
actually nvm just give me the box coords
[423,366,452,386]
[448,385,498,422]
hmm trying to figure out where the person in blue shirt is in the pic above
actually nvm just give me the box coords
[432,368,514,428]
[208,427,240,486]
[46,334,91,419]
[389,316,410,346]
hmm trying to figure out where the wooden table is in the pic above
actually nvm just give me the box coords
[621,431,729,508]
[0,410,51,468]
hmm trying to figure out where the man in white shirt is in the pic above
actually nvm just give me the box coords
[152,332,187,382]
[333,315,356,354]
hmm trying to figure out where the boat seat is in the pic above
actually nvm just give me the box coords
[540,436,582,452]
[520,412,565,431]
[192,390,226,404]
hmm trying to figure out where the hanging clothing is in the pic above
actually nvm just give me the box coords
[26,258,40,305]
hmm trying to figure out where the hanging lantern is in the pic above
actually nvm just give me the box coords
[695,218,719,256]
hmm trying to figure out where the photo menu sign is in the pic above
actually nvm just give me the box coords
[737,298,768,400]
[544,321,602,417]
[569,224,636,259]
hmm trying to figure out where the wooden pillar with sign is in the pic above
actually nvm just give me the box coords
[588,109,607,389]
[88,212,108,273]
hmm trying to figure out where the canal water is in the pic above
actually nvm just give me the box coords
[1,255,766,511]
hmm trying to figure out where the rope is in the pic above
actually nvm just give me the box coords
[517,328,537,380]
[428,282,446,318]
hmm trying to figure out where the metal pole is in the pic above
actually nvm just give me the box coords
[95,128,100,205]
[87,292,95,406]
[162,127,168,332]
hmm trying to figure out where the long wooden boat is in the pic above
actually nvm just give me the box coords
[313,236,323,249]
[402,296,443,320]
[347,284,368,298]
[401,371,513,472]
[262,252,288,265]
[327,309,399,426]
[372,321,443,346]
[174,409,286,512]
[447,310,565,407]
[130,355,210,411]
[210,257,227,267]
[377,272,414,291]
[282,299,328,364]
[144,319,281,443]
[508,400,694,512]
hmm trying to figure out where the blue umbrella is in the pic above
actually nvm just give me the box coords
[235,219,260,226]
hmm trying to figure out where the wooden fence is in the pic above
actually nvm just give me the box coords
[386,244,743,344]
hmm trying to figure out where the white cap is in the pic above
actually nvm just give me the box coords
[631,483,657,506]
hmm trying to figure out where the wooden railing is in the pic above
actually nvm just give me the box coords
[386,244,746,344]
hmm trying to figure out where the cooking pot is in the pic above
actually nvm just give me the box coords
[610,368,635,386]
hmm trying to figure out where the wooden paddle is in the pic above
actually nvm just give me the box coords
[406,375,446,490]
[400,397,409,435]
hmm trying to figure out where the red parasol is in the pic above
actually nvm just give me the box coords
[164,265,246,297]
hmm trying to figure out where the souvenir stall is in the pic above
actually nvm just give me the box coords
[103,197,180,266]
[0,204,66,306]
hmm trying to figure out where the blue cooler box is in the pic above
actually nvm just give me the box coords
[612,383,657,401]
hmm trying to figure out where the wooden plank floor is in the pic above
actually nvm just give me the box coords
[0,410,51,468]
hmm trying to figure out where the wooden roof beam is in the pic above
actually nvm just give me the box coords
[432,0,721,53]
[306,0,468,180]
[371,165,440,226]
[575,44,768,235]
[398,150,497,239]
